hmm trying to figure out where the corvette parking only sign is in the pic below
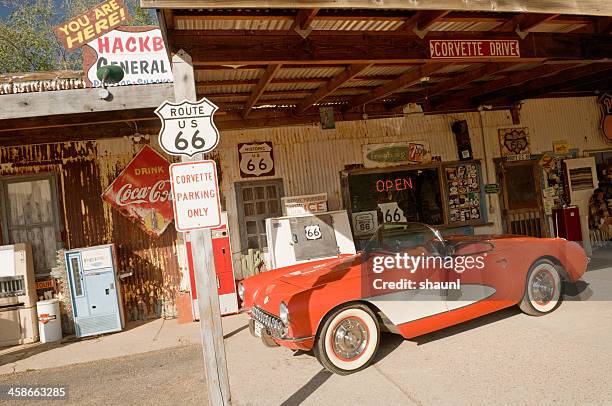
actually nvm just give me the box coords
[155,98,220,157]
[169,160,221,232]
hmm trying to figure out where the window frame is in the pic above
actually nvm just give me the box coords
[234,178,284,253]
[0,172,63,277]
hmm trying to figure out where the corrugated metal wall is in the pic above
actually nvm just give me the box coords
[211,96,610,271]
[0,139,181,321]
[1,96,606,300]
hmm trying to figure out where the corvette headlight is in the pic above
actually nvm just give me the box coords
[237,282,245,301]
[279,302,289,325]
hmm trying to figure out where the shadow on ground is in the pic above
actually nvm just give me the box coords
[0,319,157,369]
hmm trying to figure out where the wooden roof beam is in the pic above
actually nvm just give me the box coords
[344,63,449,110]
[476,63,612,104]
[142,1,612,17]
[293,8,319,31]
[169,31,612,65]
[429,62,582,110]
[295,63,371,114]
[594,17,612,34]
[387,62,519,111]
[493,13,560,35]
[397,10,450,37]
[242,64,282,118]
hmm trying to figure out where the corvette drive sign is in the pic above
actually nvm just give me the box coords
[155,98,220,157]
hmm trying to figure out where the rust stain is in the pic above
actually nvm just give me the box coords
[0,140,181,321]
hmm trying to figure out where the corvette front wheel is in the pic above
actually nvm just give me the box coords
[314,304,380,375]
[519,259,563,316]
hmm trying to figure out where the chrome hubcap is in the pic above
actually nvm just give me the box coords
[333,317,368,360]
[531,269,555,304]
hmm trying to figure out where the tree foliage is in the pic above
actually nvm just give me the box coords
[0,0,154,74]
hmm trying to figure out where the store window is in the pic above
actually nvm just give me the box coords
[589,150,612,198]
[0,174,62,276]
[341,161,485,248]
[235,179,284,252]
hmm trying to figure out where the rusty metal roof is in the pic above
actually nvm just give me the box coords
[0,71,86,95]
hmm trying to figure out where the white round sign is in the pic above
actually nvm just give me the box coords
[155,98,220,157]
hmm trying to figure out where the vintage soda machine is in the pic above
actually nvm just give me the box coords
[0,243,39,347]
[65,244,125,338]
[187,212,239,319]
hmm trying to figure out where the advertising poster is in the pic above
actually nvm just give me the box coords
[101,145,173,237]
[54,0,129,51]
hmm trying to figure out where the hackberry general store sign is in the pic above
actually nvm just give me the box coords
[102,145,173,237]
[83,26,173,87]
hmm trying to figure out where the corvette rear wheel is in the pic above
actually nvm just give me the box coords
[313,304,380,375]
[519,259,563,316]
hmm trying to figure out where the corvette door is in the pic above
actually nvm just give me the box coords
[445,241,514,316]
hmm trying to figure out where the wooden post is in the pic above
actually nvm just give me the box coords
[172,49,232,406]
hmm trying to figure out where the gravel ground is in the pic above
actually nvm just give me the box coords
[0,345,207,406]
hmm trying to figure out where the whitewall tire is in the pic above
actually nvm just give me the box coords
[314,304,380,375]
[519,259,563,316]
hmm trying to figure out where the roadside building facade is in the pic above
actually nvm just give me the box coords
[1,2,611,326]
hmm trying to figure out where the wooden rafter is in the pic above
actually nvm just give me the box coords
[295,63,371,113]
[430,63,583,110]
[242,64,282,118]
[493,13,560,32]
[594,17,612,34]
[141,1,612,17]
[170,31,612,65]
[397,10,450,32]
[293,8,319,30]
[344,63,449,110]
[387,62,519,110]
[477,63,612,104]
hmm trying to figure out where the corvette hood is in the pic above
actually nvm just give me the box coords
[277,254,362,289]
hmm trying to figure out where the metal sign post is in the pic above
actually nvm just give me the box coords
[166,50,231,406]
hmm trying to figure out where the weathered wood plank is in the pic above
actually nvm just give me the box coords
[293,8,319,30]
[242,64,282,118]
[492,13,560,32]
[397,10,450,32]
[475,63,612,103]
[387,62,520,110]
[140,1,612,17]
[295,63,371,113]
[344,63,449,110]
[169,31,612,65]
[0,83,173,120]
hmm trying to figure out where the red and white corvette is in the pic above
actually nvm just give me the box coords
[239,223,588,374]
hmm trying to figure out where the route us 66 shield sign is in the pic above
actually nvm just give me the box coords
[238,142,275,177]
[155,98,220,157]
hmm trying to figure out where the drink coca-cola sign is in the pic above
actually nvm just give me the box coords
[102,145,173,237]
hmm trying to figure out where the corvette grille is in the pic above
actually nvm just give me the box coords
[251,306,287,339]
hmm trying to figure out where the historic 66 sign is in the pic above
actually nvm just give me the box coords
[155,98,220,157]
[238,142,275,177]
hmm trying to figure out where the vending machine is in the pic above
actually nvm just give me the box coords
[0,243,39,346]
[187,212,239,319]
[65,244,125,338]
[552,206,582,241]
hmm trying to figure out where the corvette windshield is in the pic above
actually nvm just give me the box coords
[365,223,444,254]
